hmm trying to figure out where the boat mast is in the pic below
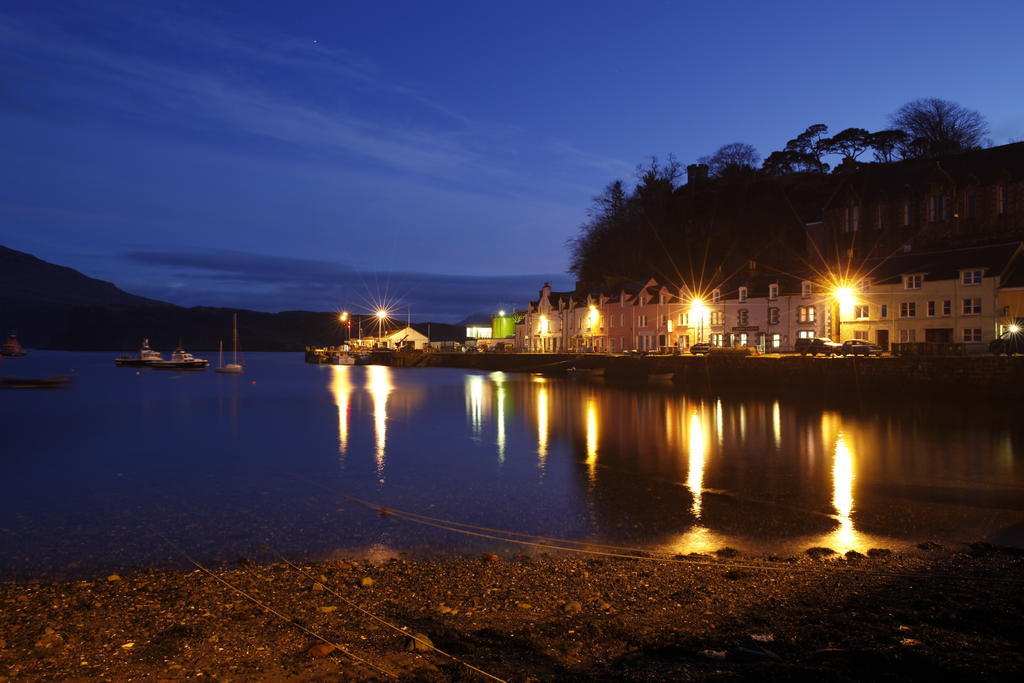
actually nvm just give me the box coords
[232,312,238,365]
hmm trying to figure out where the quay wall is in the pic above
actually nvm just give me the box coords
[373,351,1024,401]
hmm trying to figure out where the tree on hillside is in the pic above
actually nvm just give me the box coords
[823,127,872,161]
[697,143,761,178]
[763,124,830,174]
[867,129,909,163]
[890,98,989,157]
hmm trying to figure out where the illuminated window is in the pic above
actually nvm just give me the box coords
[711,311,724,326]
[904,274,923,289]
[737,333,749,346]
[797,330,814,339]
[711,333,724,347]
[961,269,983,285]
[807,306,816,322]
[770,333,781,348]
[963,328,982,342]
[962,298,981,315]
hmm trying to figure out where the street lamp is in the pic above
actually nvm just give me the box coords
[376,309,388,346]
[339,311,350,342]
[830,284,858,340]
[690,297,708,344]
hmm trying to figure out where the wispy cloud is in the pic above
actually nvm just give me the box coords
[121,248,570,320]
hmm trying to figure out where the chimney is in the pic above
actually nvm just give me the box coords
[687,163,709,184]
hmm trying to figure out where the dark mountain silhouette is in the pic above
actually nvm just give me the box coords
[0,245,376,351]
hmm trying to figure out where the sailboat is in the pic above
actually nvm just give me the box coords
[216,313,244,374]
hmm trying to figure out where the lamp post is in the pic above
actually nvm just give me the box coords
[376,309,388,347]
[339,311,350,343]
[690,297,707,345]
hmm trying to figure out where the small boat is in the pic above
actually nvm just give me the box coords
[331,353,355,365]
[215,313,244,374]
[1,375,71,389]
[1,332,26,357]
[115,338,164,366]
[352,349,373,365]
[150,346,209,370]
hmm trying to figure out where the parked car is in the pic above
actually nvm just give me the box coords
[794,337,842,356]
[689,342,712,355]
[839,339,883,356]
[990,329,1024,355]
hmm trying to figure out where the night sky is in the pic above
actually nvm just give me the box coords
[2,0,1022,321]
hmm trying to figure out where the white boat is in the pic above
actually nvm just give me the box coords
[216,313,244,374]
[115,338,164,367]
[331,353,355,365]
[150,346,209,370]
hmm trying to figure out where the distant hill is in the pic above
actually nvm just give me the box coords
[0,245,368,351]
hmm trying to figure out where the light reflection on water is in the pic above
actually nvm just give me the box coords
[2,352,1023,578]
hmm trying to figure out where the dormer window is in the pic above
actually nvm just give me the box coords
[961,269,983,285]
[768,284,779,300]
[738,286,748,302]
[801,281,812,297]
[904,274,923,290]
[711,289,721,303]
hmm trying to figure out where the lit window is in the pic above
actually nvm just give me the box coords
[711,311,724,326]
[963,328,982,343]
[807,306,816,322]
[770,333,781,348]
[797,330,814,339]
[904,274,923,289]
[962,298,981,315]
[900,302,916,318]
[961,270,983,285]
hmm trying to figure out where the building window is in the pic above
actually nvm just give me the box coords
[962,298,981,315]
[737,333,749,346]
[900,329,917,343]
[807,306,816,322]
[854,304,869,320]
[678,312,686,325]
[738,286,748,302]
[768,284,779,300]
[876,205,884,230]
[899,302,916,318]
[737,309,749,326]
[997,185,1008,214]
[843,205,860,232]
[927,301,936,317]
[880,304,888,318]
[770,333,781,349]
[853,330,868,340]
[903,201,911,226]
[904,274,923,289]
[963,328,982,343]
[797,330,814,339]
[638,315,648,327]
[942,300,951,316]
[801,281,812,297]
[711,289,721,303]
[961,269,983,285]
[659,294,666,304]
[620,313,625,326]
[710,333,724,347]
[768,307,780,325]
[929,195,949,221]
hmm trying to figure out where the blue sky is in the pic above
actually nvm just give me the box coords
[2,0,1022,320]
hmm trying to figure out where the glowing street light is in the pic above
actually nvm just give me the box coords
[690,297,708,343]
[1010,324,1022,334]
[339,311,350,342]
[375,309,389,344]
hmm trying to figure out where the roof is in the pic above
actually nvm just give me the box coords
[825,142,1024,208]
[861,242,1021,285]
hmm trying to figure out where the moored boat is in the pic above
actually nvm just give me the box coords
[115,338,164,366]
[1,332,26,357]
[150,346,209,370]
[215,313,244,374]
[1,375,71,389]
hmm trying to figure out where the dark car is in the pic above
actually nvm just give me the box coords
[990,328,1024,355]
[839,339,882,356]
[794,337,842,356]
[689,342,712,355]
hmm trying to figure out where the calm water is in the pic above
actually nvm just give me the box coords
[2,351,1023,578]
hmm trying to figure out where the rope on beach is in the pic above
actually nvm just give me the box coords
[147,526,398,680]
[264,547,508,683]
[345,495,1024,585]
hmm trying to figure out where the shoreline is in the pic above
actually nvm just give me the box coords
[3,544,1023,680]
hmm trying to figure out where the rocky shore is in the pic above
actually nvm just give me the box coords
[2,544,1023,681]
